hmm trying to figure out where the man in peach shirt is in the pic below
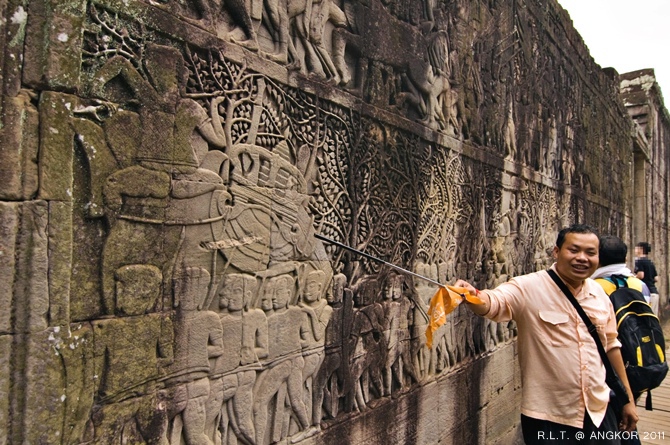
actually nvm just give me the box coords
[455,224,638,444]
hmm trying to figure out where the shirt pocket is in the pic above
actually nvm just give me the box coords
[591,315,610,345]
[538,310,572,347]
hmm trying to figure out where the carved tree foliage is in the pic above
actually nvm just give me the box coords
[1,0,638,443]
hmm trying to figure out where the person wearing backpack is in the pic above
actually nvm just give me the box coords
[592,237,651,303]
[634,242,660,315]
[591,236,646,444]
[592,236,668,416]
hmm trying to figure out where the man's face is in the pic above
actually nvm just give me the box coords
[220,276,245,312]
[552,232,599,287]
[227,288,244,312]
[634,246,643,257]
[386,276,403,301]
[328,277,344,305]
[304,279,322,303]
[272,278,292,309]
[260,283,275,311]
[354,286,375,307]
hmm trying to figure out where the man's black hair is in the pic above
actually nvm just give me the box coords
[636,241,651,255]
[556,223,599,248]
[598,235,627,267]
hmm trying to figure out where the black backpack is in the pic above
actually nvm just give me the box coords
[596,275,668,410]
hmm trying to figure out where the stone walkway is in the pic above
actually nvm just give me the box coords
[637,312,670,444]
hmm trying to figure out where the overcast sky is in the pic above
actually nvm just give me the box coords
[556,0,670,101]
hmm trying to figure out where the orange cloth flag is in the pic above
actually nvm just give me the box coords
[425,286,484,348]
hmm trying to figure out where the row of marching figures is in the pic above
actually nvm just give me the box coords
[85,260,514,444]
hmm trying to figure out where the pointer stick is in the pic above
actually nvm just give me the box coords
[315,233,434,321]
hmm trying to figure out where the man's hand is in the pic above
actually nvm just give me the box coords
[619,401,639,432]
[454,279,477,296]
[454,280,490,316]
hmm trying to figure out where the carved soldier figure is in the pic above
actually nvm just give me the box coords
[311,273,353,424]
[253,273,312,444]
[381,272,402,396]
[399,31,456,132]
[89,265,173,444]
[207,273,267,444]
[413,280,439,376]
[344,276,387,412]
[164,267,224,445]
[298,269,333,424]
[381,272,420,395]
[292,0,351,85]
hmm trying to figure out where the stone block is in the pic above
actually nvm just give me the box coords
[437,366,477,438]
[70,117,121,218]
[0,90,39,200]
[38,91,77,201]
[482,380,521,443]
[1,3,27,100]
[21,324,95,444]
[48,200,72,326]
[22,0,86,92]
[59,323,96,444]
[0,335,10,445]
[14,201,49,332]
[0,202,18,333]
[477,341,518,406]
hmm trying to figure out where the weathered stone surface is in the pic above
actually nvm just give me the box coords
[1,0,668,443]
[48,200,72,326]
[298,342,521,445]
[0,202,18,334]
[22,0,86,91]
[620,69,670,307]
[38,92,77,202]
[14,200,49,333]
[1,3,27,101]
[0,334,10,445]
[18,324,95,445]
[0,90,39,200]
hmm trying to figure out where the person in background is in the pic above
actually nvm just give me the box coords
[455,224,638,444]
[634,242,659,315]
[592,235,647,445]
[592,236,650,303]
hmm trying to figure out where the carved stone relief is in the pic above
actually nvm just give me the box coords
[1,0,639,443]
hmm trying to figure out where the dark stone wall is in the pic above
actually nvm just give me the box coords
[620,69,670,307]
[0,0,638,444]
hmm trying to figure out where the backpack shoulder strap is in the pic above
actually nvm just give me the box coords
[595,277,616,296]
[609,274,629,289]
[624,277,644,293]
